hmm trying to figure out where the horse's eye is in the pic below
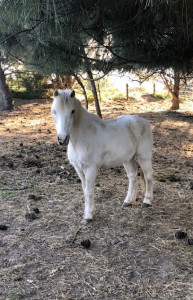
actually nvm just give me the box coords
[71,109,75,115]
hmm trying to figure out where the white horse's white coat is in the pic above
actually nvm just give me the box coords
[51,89,153,222]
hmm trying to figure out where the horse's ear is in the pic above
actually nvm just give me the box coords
[53,90,59,97]
[70,90,75,97]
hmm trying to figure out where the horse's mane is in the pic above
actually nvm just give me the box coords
[73,97,83,128]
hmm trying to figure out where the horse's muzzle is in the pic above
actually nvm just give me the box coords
[57,135,70,146]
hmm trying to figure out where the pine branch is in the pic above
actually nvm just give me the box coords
[0,19,44,45]
[80,24,150,65]
[6,50,39,66]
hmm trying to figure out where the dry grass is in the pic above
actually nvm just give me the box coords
[0,95,193,300]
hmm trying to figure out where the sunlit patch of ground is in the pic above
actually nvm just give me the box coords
[0,95,193,300]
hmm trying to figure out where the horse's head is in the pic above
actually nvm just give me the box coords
[51,89,76,145]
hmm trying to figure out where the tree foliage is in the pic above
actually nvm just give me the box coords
[1,0,193,110]
[1,1,193,72]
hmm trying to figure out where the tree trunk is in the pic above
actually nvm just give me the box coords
[160,70,180,110]
[53,75,75,89]
[73,73,88,110]
[0,65,13,110]
[171,71,180,110]
[86,68,102,118]
[81,46,102,118]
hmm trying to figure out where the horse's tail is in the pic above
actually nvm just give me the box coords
[140,167,146,197]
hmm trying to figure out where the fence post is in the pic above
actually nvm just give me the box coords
[126,83,129,100]
[153,83,156,95]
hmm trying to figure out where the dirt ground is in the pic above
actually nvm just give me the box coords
[0,94,193,300]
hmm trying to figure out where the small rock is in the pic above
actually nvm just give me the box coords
[96,183,100,187]
[25,213,38,221]
[190,182,193,190]
[14,277,23,282]
[153,185,158,192]
[48,169,56,175]
[48,200,54,204]
[28,194,42,201]
[159,178,166,182]
[110,239,119,245]
[175,231,187,239]
[81,239,91,249]
[0,224,8,231]
[168,175,181,182]
[20,142,23,147]
[33,207,40,214]
[188,239,193,245]
[8,162,14,168]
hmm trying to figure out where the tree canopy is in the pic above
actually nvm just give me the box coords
[1,0,193,110]
[2,0,193,74]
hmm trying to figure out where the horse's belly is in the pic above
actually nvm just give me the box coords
[100,142,135,168]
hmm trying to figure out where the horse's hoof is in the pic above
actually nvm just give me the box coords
[122,202,132,207]
[81,218,92,225]
[142,203,152,208]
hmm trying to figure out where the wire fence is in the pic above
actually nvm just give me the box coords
[180,88,193,100]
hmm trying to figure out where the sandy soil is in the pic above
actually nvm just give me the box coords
[0,95,193,300]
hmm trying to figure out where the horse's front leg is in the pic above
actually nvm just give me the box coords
[81,166,97,223]
[73,164,86,191]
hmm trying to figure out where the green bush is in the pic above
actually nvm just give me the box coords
[10,89,47,99]
[150,93,167,100]
[21,73,43,92]
[9,72,48,99]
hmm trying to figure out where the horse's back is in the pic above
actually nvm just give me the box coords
[111,114,152,139]
[116,114,153,158]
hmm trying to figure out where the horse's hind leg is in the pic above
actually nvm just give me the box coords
[138,158,153,206]
[122,158,138,207]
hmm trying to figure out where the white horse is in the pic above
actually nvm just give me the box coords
[51,89,153,223]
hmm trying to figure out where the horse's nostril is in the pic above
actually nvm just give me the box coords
[57,135,70,145]
[57,136,63,145]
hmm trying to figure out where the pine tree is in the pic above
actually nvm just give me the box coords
[1,0,193,111]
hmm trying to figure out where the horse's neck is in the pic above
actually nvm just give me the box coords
[73,99,89,128]
[70,100,88,144]
[70,99,102,145]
